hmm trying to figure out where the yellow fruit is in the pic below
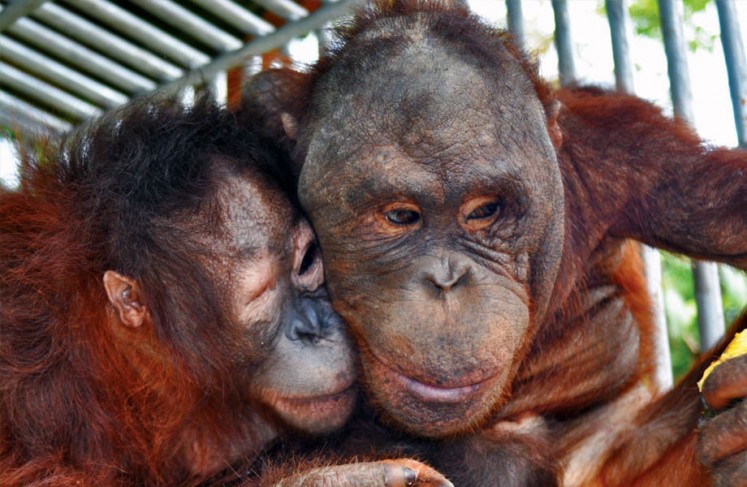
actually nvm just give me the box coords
[698,329,747,391]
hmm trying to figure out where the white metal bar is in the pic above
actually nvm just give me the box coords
[178,85,195,108]
[315,0,338,58]
[206,71,228,106]
[128,0,242,51]
[505,0,525,50]
[3,11,156,93]
[61,0,210,68]
[658,0,695,121]
[189,0,275,36]
[0,62,102,120]
[32,2,183,81]
[693,263,726,350]
[715,0,747,148]
[156,0,363,96]
[658,0,725,351]
[642,247,673,389]
[551,0,577,86]
[605,0,635,93]
[0,0,50,31]
[605,0,673,389]
[254,0,309,21]
[0,35,128,107]
[0,91,73,133]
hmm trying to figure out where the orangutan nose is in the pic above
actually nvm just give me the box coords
[422,252,471,293]
[285,296,323,343]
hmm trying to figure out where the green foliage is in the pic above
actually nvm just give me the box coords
[662,253,699,379]
[661,253,747,380]
[594,0,740,378]
[628,0,660,39]
[627,0,716,52]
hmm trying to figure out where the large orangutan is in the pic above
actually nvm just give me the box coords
[243,0,747,485]
[0,95,449,486]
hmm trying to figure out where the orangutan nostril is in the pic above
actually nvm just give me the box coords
[299,241,319,276]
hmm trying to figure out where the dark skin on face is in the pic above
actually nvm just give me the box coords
[244,0,747,485]
[105,171,450,487]
[104,169,358,440]
[0,97,451,487]
[298,48,563,435]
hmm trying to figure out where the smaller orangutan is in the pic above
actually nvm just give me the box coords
[0,95,449,486]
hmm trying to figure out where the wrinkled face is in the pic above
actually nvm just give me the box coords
[296,34,564,436]
[207,170,357,434]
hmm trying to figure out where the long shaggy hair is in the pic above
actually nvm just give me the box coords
[0,95,293,486]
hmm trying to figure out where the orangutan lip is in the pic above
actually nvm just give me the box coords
[370,353,492,403]
[399,374,482,403]
[283,383,355,403]
[276,385,356,410]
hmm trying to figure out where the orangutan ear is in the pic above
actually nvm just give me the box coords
[281,112,299,141]
[241,68,308,142]
[545,100,563,150]
[103,271,148,328]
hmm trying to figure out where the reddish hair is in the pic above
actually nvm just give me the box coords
[0,95,294,485]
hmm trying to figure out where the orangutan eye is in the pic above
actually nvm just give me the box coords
[466,201,501,220]
[386,209,421,225]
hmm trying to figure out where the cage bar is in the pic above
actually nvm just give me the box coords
[605,0,673,389]
[658,0,726,352]
[551,0,577,87]
[505,0,525,50]
[716,0,747,148]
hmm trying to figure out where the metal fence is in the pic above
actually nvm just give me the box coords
[528,0,746,387]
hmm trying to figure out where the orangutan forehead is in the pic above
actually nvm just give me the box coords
[318,41,494,115]
[200,168,295,260]
[317,11,533,106]
[304,55,550,187]
[309,38,544,163]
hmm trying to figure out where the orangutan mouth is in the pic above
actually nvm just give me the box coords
[275,385,357,418]
[370,353,496,404]
[399,374,483,403]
